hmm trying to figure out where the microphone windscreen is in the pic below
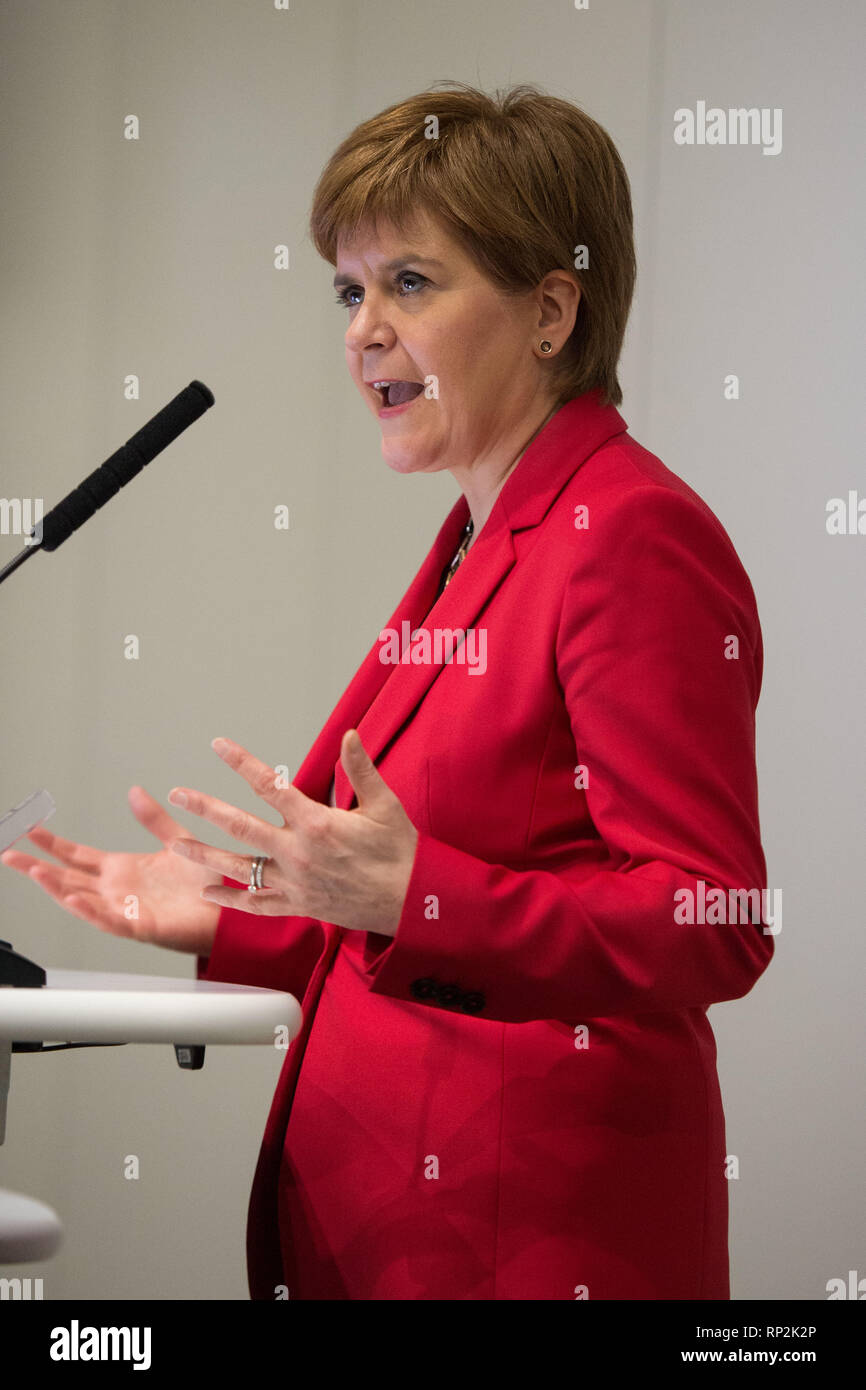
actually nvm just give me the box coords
[37,380,215,551]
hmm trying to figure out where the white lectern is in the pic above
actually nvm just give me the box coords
[0,965,301,1262]
[0,967,302,1142]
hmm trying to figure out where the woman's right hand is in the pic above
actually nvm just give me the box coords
[0,786,222,956]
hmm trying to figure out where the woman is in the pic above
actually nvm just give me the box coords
[1,83,772,1300]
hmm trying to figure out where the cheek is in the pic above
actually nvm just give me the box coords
[442,318,513,395]
[427,344,479,414]
[412,310,501,418]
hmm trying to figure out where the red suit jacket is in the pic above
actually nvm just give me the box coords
[198,388,773,1300]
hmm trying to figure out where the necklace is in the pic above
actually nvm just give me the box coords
[441,403,560,591]
[442,519,474,588]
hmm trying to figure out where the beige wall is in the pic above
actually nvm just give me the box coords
[0,0,862,1299]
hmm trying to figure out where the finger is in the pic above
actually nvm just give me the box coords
[29,862,100,896]
[166,786,280,854]
[2,839,95,884]
[340,729,393,816]
[20,825,101,874]
[169,837,280,891]
[1,847,45,877]
[199,883,287,914]
[210,737,307,820]
[128,785,190,846]
[9,859,104,906]
[60,889,138,939]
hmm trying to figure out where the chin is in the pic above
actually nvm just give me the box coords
[380,442,444,476]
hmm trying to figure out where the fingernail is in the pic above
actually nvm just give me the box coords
[212,738,229,753]
[169,790,187,807]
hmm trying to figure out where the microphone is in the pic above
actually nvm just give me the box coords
[0,380,215,585]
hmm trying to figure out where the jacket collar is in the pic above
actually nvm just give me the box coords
[292,389,628,808]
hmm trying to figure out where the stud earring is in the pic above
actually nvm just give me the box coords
[539,340,553,353]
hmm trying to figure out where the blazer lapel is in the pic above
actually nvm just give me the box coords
[292,498,469,807]
[338,515,517,807]
[305,389,628,811]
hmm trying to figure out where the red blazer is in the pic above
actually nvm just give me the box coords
[198,388,773,1300]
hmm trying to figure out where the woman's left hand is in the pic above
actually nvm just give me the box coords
[166,730,418,938]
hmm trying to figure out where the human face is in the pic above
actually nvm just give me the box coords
[335,210,556,478]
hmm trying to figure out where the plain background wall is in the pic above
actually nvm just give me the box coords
[0,0,862,1300]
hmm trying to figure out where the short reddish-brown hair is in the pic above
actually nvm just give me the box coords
[309,81,636,407]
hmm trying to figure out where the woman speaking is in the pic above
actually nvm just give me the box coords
[1,83,773,1300]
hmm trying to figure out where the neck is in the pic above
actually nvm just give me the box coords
[452,398,561,542]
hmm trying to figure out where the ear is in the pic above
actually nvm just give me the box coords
[535,267,581,350]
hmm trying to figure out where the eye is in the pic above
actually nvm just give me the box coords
[334,271,428,308]
[395,272,427,295]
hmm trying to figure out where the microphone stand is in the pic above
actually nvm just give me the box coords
[0,381,216,1134]
[0,538,42,587]
[0,378,214,589]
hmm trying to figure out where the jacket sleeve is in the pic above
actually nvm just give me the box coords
[361,485,775,1024]
[196,874,325,999]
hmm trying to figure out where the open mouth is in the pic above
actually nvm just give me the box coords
[373,381,425,408]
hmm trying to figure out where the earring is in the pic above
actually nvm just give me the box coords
[539,340,553,353]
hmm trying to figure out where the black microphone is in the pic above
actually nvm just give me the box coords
[0,380,214,584]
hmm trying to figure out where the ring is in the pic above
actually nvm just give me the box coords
[248,855,268,892]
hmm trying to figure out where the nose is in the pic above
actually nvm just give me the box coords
[344,290,396,354]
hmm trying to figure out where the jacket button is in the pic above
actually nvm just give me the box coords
[461,992,485,1014]
[411,977,437,1001]
[435,982,461,1007]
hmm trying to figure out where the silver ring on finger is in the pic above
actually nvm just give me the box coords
[248,855,268,892]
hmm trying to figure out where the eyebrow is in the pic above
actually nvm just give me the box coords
[333,255,446,288]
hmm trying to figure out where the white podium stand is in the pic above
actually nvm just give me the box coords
[0,1189,63,1263]
[0,968,301,1045]
[0,967,301,1262]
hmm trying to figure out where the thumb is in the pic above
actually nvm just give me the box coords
[340,730,393,816]
[128,785,188,846]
